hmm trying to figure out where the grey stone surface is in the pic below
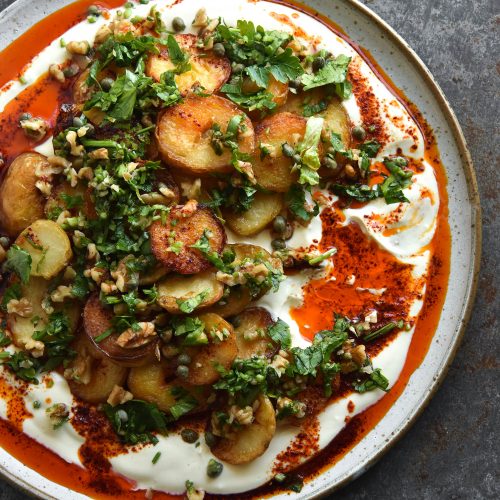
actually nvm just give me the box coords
[0,0,498,499]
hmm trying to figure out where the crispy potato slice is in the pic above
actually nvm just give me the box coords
[252,112,306,192]
[207,286,252,318]
[233,307,275,359]
[280,89,351,147]
[138,264,170,286]
[44,182,95,220]
[149,205,226,275]
[128,360,208,414]
[225,192,283,236]
[15,220,72,280]
[186,313,237,386]
[84,295,158,367]
[0,153,47,237]
[157,270,223,314]
[241,75,289,115]
[146,34,230,95]
[67,335,128,404]
[211,395,276,464]
[156,95,255,176]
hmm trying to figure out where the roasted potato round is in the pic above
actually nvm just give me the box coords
[0,153,47,237]
[207,286,253,318]
[84,295,158,367]
[128,361,208,414]
[146,34,231,95]
[67,335,128,404]
[241,75,289,114]
[210,394,276,464]
[156,95,255,176]
[233,307,275,359]
[149,205,226,275]
[252,112,306,192]
[15,219,73,280]
[225,192,283,236]
[157,270,224,314]
[186,313,237,386]
[44,182,95,220]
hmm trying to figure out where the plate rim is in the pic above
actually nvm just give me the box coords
[0,0,482,498]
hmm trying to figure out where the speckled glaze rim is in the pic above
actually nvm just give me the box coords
[0,0,481,499]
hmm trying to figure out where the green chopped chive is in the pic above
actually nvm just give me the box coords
[308,248,337,265]
[94,328,113,343]
[152,451,161,464]
[364,320,404,342]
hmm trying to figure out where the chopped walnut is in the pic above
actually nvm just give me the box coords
[215,270,246,287]
[84,266,106,284]
[88,148,109,161]
[77,166,94,180]
[20,117,48,141]
[86,243,100,261]
[179,200,198,218]
[56,210,72,226]
[24,338,45,358]
[192,8,208,27]
[94,23,112,45]
[271,350,290,374]
[50,285,73,303]
[158,184,177,201]
[66,40,90,55]
[107,385,134,407]
[100,281,118,294]
[66,130,84,157]
[340,341,367,373]
[110,256,135,292]
[236,160,257,185]
[46,403,69,428]
[6,298,32,317]
[49,64,65,83]
[35,179,53,197]
[228,405,254,426]
[116,322,156,349]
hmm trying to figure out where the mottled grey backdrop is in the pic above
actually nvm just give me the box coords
[0,0,498,499]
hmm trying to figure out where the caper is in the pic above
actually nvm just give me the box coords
[87,5,101,16]
[205,431,217,448]
[272,215,287,234]
[289,77,303,89]
[63,64,79,78]
[213,43,226,57]
[176,365,189,378]
[0,236,10,249]
[232,63,245,74]
[207,459,223,478]
[72,117,84,128]
[181,428,199,444]
[352,125,366,141]
[18,112,32,122]
[172,17,186,32]
[271,238,286,251]
[292,153,302,165]
[282,143,295,158]
[312,56,326,72]
[177,353,191,365]
[100,77,115,91]
[325,157,338,170]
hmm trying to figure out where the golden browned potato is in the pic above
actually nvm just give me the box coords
[157,270,224,314]
[0,153,47,237]
[233,307,275,359]
[207,286,253,318]
[84,295,158,367]
[67,335,128,404]
[128,361,208,414]
[146,34,231,95]
[15,220,73,279]
[156,95,255,176]
[44,182,94,220]
[241,75,289,112]
[252,112,306,192]
[211,395,276,464]
[149,205,226,275]
[225,192,283,236]
[186,313,237,385]
[138,263,170,286]
[280,89,351,147]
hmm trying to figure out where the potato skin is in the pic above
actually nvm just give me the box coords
[233,307,275,359]
[0,153,47,237]
[84,295,158,367]
[252,112,306,193]
[146,34,231,95]
[207,286,253,318]
[156,95,255,176]
[149,205,226,275]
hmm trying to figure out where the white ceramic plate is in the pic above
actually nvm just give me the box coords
[0,0,481,498]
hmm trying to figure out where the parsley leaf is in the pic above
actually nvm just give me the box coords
[353,368,389,393]
[177,290,209,314]
[4,245,31,284]
[169,387,199,420]
[171,316,208,346]
[1,283,22,311]
[285,185,319,222]
[166,34,191,73]
[268,319,292,349]
[302,55,352,98]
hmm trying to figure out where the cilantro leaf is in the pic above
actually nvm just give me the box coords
[353,368,389,393]
[5,245,32,284]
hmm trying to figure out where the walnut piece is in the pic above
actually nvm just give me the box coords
[107,385,134,407]
[116,322,156,349]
